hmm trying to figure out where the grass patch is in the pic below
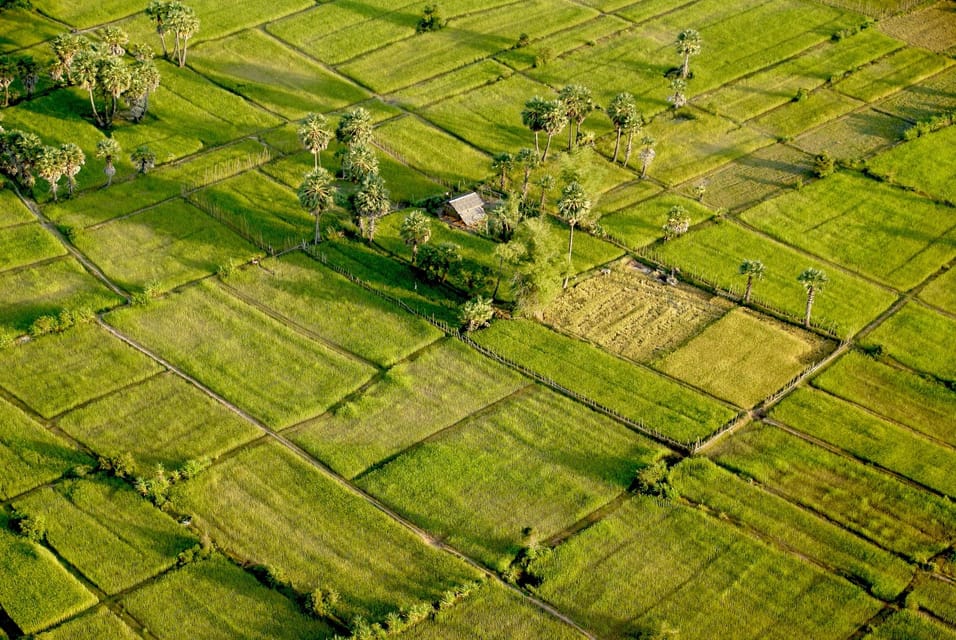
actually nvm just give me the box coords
[600,192,715,249]
[754,89,862,139]
[657,308,831,408]
[0,6,64,49]
[472,318,736,443]
[392,60,515,110]
[592,180,662,217]
[876,67,956,123]
[0,397,90,500]
[690,143,813,211]
[812,350,956,447]
[544,263,732,362]
[0,515,97,635]
[773,387,956,497]
[864,609,956,640]
[494,13,631,71]
[15,478,196,593]
[375,116,490,188]
[921,266,956,315]
[121,555,334,640]
[172,441,478,620]
[359,386,666,567]
[290,338,526,478]
[75,200,260,293]
[0,189,34,228]
[0,323,162,417]
[59,372,260,470]
[532,496,879,640]
[867,124,956,203]
[672,457,913,600]
[710,421,956,561]
[655,221,896,335]
[909,575,956,627]
[35,606,139,640]
[105,281,375,429]
[867,302,956,382]
[0,224,66,273]
[835,47,950,102]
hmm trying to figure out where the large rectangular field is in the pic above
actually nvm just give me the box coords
[0,224,65,273]
[867,302,956,382]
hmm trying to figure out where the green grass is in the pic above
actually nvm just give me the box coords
[600,192,715,249]
[592,180,662,217]
[35,606,140,640]
[740,171,956,290]
[710,421,956,561]
[106,280,375,429]
[909,575,956,627]
[375,116,491,187]
[0,516,98,635]
[0,189,35,227]
[190,30,369,120]
[921,266,956,314]
[0,224,66,273]
[224,252,442,366]
[655,221,897,336]
[172,441,478,620]
[876,66,956,123]
[402,581,582,640]
[473,319,736,443]
[867,125,956,204]
[0,323,162,417]
[392,60,515,110]
[532,496,879,640]
[791,108,908,160]
[811,350,956,447]
[0,6,64,49]
[835,47,950,102]
[29,0,139,28]
[75,199,260,293]
[290,338,526,478]
[121,555,334,640]
[494,13,631,71]
[59,372,261,470]
[657,308,831,407]
[864,609,956,640]
[867,302,956,382]
[671,457,913,600]
[15,478,197,593]
[754,89,863,139]
[0,397,90,500]
[359,386,666,568]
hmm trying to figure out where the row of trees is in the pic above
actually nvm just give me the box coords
[738,259,829,326]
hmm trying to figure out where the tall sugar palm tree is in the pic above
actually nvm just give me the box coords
[558,84,594,151]
[400,209,431,264]
[491,151,514,191]
[298,168,336,244]
[797,268,828,328]
[298,112,332,170]
[35,146,65,202]
[607,92,637,164]
[352,173,390,242]
[96,137,121,187]
[675,29,702,79]
[515,147,538,199]
[521,96,546,156]
[539,99,567,162]
[738,259,765,303]
[557,180,592,288]
[335,107,373,148]
[59,143,85,196]
[638,138,656,178]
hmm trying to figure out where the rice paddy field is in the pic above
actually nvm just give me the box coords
[1,0,955,637]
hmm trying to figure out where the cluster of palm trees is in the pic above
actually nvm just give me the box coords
[0,55,40,106]
[0,128,87,200]
[738,259,829,327]
[145,1,200,68]
[669,29,702,112]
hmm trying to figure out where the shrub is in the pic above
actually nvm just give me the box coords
[416,4,445,33]
[98,451,137,479]
[459,296,494,332]
[10,511,47,543]
[813,152,835,178]
[513,33,530,49]
[792,87,809,103]
[305,586,340,618]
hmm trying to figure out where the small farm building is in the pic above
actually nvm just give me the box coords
[445,192,486,228]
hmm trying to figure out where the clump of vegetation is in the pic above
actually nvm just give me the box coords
[504,543,551,587]
[459,296,494,332]
[416,4,445,33]
[633,460,678,501]
[662,205,691,240]
[29,307,94,337]
[98,451,137,479]
[9,510,47,543]
[902,110,955,141]
[813,151,835,178]
[831,20,872,42]
[513,32,530,49]
[176,532,214,566]
[793,87,809,103]
[304,586,341,619]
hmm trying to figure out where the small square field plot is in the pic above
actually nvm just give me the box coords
[867,302,956,382]
[771,387,956,497]
[792,108,908,160]
[600,193,716,249]
[544,262,733,362]
[74,199,260,294]
[0,517,98,636]
[812,350,956,447]
[0,258,123,334]
[472,319,737,444]
[864,610,956,640]
[58,372,261,470]
[359,386,667,568]
[172,441,478,621]
[105,280,376,429]
[834,47,951,103]
[0,189,33,228]
[401,581,582,640]
[531,496,880,640]
[753,89,863,140]
[223,252,442,367]
[375,116,490,187]
[0,397,90,500]
[34,607,139,640]
[740,171,956,290]
[867,125,956,203]
[190,30,369,120]
[0,323,162,418]
[0,223,66,273]
[656,222,896,336]
[290,338,527,478]
[876,66,956,122]
[121,555,334,640]
[878,1,956,53]
[910,574,956,628]
[656,308,833,408]
[14,479,197,594]
[921,265,956,314]
[710,421,956,561]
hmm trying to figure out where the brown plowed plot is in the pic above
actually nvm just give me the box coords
[691,143,814,211]
[544,264,732,362]
[876,66,956,122]
[792,108,909,159]
[878,1,956,52]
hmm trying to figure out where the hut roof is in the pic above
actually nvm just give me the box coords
[447,192,486,227]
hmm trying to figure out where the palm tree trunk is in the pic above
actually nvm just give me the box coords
[314,212,321,244]
[744,276,753,303]
[542,134,553,162]
[804,288,814,327]
[563,223,575,289]
[88,89,100,124]
[538,186,547,208]
[612,129,621,163]
[2,86,8,107]
[568,122,574,151]
[641,159,649,179]
[522,169,530,199]
[493,254,504,298]
[624,131,633,167]
[533,131,540,156]
[411,243,419,266]
[179,40,188,67]
[159,31,168,58]
[313,152,318,170]
[682,54,690,79]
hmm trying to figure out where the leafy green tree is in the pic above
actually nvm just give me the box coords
[335,107,373,147]
[0,128,42,187]
[59,143,85,196]
[100,26,128,57]
[557,84,594,151]
[298,168,336,244]
[491,151,514,191]
[459,296,494,332]
[797,268,827,327]
[662,204,690,240]
[418,241,461,283]
[607,92,638,164]
[515,148,538,199]
[130,145,156,174]
[70,46,102,123]
[96,137,121,187]
[638,137,656,178]
[738,259,765,303]
[501,217,562,317]
[813,151,835,178]
[352,173,390,241]
[399,209,431,264]
[539,99,568,161]
[486,196,522,242]
[556,180,593,288]
[16,56,40,99]
[97,55,130,126]
[417,4,445,32]
[0,0,32,13]
[35,146,65,202]
[521,96,547,156]
[145,0,176,58]
[298,112,332,170]
[675,28,702,79]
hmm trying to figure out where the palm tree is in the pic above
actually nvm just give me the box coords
[400,210,431,264]
[662,204,690,240]
[145,0,174,58]
[539,99,567,162]
[298,168,336,244]
[49,33,87,84]
[622,110,644,168]
[738,259,765,303]
[70,48,102,124]
[340,143,378,183]
[486,197,521,242]
[797,268,828,328]
[126,58,161,122]
[638,138,656,178]
[335,107,373,148]
[607,92,637,164]
[668,77,688,112]
[96,137,121,187]
[557,180,592,288]
[169,4,199,67]
[297,112,332,170]
[352,173,390,242]
[537,173,554,209]
[97,56,130,126]
[59,143,85,196]
[16,56,40,98]
[521,96,546,156]
[515,148,538,199]
[491,151,514,191]
[100,26,128,57]
[0,57,16,107]
[35,146,65,202]
[675,29,702,79]
[130,145,156,174]
[557,84,594,151]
